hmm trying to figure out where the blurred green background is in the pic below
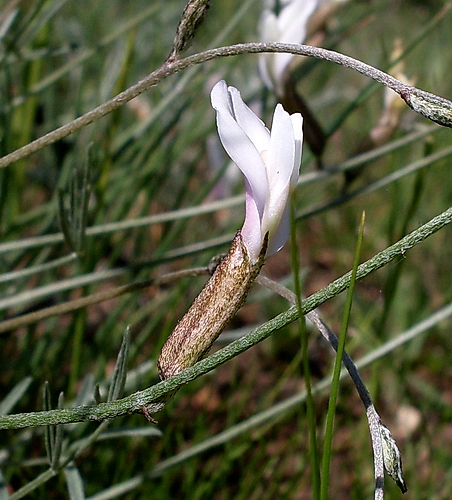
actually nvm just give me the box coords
[0,0,452,498]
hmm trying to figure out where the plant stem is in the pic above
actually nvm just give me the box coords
[2,38,452,169]
[0,206,450,430]
[290,196,321,499]
[321,213,365,499]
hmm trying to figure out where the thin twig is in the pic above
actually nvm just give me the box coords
[0,267,210,334]
[255,274,410,497]
[256,275,385,499]
[1,40,452,169]
[0,205,450,430]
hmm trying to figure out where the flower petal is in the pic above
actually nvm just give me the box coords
[266,195,290,256]
[263,106,302,254]
[267,104,295,193]
[241,182,263,262]
[210,81,304,261]
[259,0,320,88]
[290,113,303,185]
[228,86,271,154]
[257,11,278,89]
[211,81,268,217]
[278,0,318,44]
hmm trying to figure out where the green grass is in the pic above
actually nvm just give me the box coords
[1,0,452,498]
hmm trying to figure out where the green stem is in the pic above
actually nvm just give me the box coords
[290,195,321,499]
[0,267,210,334]
[2,36,452,169]
[0,206,451,430]
[320,213,365,500]
[68,312,85,397]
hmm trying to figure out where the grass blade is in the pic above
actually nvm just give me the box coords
[0,377,32,415]
[64,462,86,500]
[290,192,320,499]
[320,212,365,499]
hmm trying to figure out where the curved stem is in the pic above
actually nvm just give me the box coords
[0,267,210,335]
[0,205,450,430]
[1,42,451,169]
[257,275,385,499]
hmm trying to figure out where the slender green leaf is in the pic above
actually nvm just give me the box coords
[0,468,10,500]
[64,462,86,500]
[0,377,32,415]
[107,327,130,403]
[321,212,365,499]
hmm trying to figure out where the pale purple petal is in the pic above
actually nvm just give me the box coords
[261,104,295,240]
[260,0,320,87]
[261,187,290,254]
[257,11,278,89]
[263,107,302,255]
[272,53,292,87]
[210,80,304,262]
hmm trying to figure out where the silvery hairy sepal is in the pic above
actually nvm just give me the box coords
[157,80,303,384]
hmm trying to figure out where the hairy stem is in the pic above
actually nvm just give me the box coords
[1,42,452,169]
[0,206,450,430]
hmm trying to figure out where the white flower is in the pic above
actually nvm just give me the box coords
[259,0,319,93]
[157,81,303,384]
[211,80,303,263]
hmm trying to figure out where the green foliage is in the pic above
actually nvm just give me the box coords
[1,0,452,499]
